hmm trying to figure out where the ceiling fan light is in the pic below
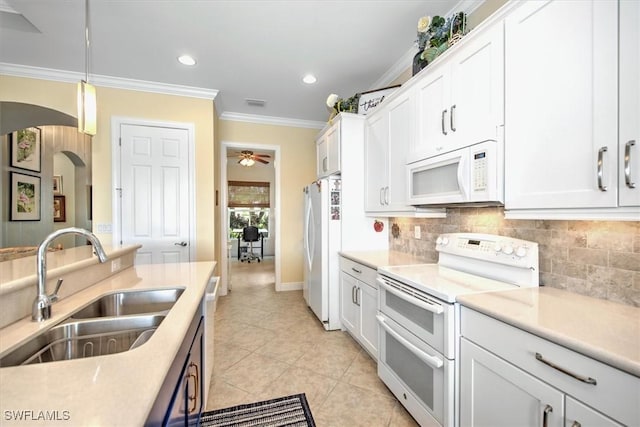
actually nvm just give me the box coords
[303,74,317,84]
[240,157,255,167]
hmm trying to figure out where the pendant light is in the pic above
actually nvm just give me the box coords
[77,0,97,135]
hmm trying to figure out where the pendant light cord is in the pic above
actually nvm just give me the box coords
[84,0,90,83]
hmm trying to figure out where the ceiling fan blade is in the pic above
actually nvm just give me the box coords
[255,158,269,164]
[253,154,271,158]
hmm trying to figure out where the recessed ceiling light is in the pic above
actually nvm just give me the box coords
[303,74,317,84]
[178,55,196,66]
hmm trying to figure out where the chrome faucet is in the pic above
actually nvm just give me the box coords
[33,227,108,322]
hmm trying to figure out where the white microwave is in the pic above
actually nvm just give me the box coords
[406,140,504,206]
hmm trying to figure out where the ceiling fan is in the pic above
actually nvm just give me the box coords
[231,150,271,166]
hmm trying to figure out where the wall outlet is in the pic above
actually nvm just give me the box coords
[414,225,421,239]
[111,258,121,273]
[96,223,113,233]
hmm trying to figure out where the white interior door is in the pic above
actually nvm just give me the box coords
[119,124,191,264]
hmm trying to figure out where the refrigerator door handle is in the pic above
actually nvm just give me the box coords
[304,194,315,271]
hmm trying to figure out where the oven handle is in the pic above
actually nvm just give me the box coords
[376,278,444,315]
[377,315,444,369]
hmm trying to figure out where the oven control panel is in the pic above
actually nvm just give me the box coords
[436,233,539,285]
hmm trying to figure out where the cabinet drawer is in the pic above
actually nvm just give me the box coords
[339,257,377,285]
[461,307,639,427]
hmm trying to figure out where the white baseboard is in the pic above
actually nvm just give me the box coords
[276,281,303,292]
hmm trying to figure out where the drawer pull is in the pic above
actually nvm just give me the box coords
[351,267,362,274]
[542,404,552,427]
[535,352,597,385]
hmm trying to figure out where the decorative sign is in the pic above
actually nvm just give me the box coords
[357,85,400,115]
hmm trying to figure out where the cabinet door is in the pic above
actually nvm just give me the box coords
[566,396,623,427]
[414,63,450,160]
[316,135,328,178]
[460,338,564,427]
[357,280,378,359]
[386,92,414,212]
[619,0,640,207]
[339,271,358,334]
[450,22,504,151]
[364,110,389,211]
[505,0,618,209]
[325,123,340,176]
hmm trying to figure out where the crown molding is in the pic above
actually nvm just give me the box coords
[369,0,485,89]
[0,62,218,100]
[219,112,325,130]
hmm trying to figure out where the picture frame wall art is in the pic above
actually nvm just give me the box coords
[53,175,63,194]
[10,172,41,221]
[11,127,41,172]
[53,195,66,222]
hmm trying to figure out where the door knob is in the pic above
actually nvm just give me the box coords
[174,242,187,247]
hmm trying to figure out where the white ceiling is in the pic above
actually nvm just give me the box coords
[0,0,469,125]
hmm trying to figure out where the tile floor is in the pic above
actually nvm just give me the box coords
[206,257,419,427]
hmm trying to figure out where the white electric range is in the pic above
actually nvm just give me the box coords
[376,233,539,427]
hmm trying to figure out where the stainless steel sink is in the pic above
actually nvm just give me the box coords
[0,314,165,367]
[70,287,185,319]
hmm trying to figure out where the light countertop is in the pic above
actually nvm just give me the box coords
[0,261,215,426]
[339,250,427,270]
[0,245,140,295]
[457,287,640,377]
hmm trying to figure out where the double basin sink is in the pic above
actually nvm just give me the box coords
[0,287,185,367]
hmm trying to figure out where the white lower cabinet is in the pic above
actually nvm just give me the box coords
[460,307,638,427]
[339,256,378,359]
[460,338,564,427]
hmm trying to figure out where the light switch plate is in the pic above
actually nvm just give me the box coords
[414,225,421,239]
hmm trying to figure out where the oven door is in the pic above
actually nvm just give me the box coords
[377,313,454,427]
[377,275,454,358]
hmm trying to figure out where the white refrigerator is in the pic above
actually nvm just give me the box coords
[303,176,387,330]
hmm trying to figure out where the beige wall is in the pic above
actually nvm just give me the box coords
[1,75,216,261]
[217,120,318,284]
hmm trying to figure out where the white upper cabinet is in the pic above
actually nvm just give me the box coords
[364,109,389,212]
[619,0,640,207]
[504,0,620,211]
[316,120,340,178]
[411,22,504,163]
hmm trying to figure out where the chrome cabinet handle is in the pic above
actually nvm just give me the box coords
[352,285,357,305]
[542,404,553,427]
[384,186,390,205]
[450,104,456,132]
[379,187,384,205]
[355,287,360,307]
[174,242,187,247]
[351,267,362,274]
[597,146,608,191]
[625,140,636,188]
[535,352,597,385]
[441,109,448,135]
[323,157,328,172]
[187,361,199,413]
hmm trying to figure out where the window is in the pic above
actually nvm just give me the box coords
[228,181,271,239]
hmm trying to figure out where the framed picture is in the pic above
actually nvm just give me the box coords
[53,195,66,222]
[10,172,41,221]
[53,175,63,194]
[11,127,41,172]
[357,85,400,115]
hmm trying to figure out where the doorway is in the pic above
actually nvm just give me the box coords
[112,117,196,263]
[219,141,280,295]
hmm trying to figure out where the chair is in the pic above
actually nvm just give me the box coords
[240,226,261,263]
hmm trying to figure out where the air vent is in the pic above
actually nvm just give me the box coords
[245,98,266,107]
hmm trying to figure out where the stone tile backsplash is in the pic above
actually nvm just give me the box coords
[389,208,640,307]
